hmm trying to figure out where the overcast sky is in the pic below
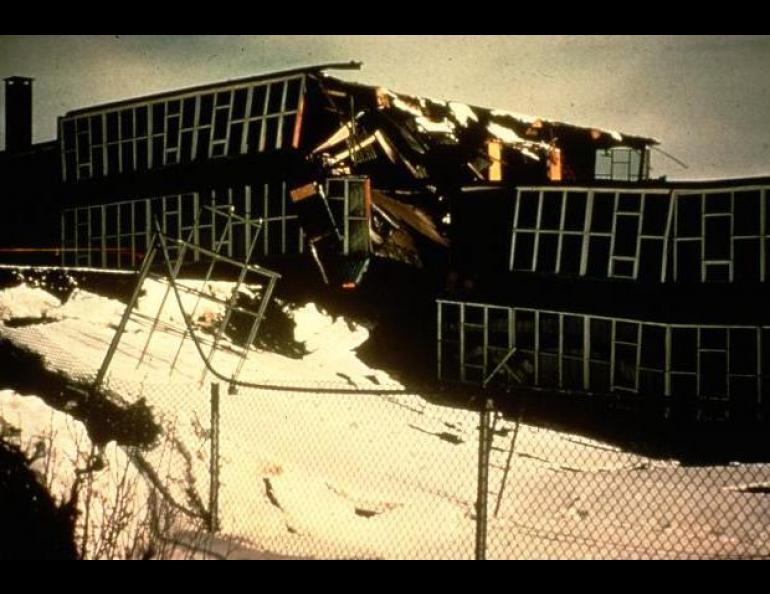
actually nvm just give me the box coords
[1,35,769,180]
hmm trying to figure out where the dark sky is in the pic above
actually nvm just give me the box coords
[2,35,769,180]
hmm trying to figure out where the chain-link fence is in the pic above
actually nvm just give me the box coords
[186,380,770,560]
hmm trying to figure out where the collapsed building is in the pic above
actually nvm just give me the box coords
[1,63,768,425]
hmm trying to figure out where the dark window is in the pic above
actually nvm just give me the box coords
[640,325,665,369]
[642,195,670,236]
[247,120,263,152]
[196,128,211,160]
[613,259,635,277]
[618,193,641,213]
[180,131,193,162]
[120,109,134,139]
[560,235,582,275]
[232,88,247,119]
[591,193,614,232]
[515,311,535,350]
[705,264,731,282]
[267,82,284,113]
[76,118,88,133]
[517,192,539,228]
[250,85,267,117]
[734,191,760,236]
[700,328,726,350]
[563,316,584,356]
[152,104,165,133]
[614,215,639,257]
[106,112,119,142]
[676,241,701,282]
[121,141,134,172]
[166,117,180,148]
[513,233,535,270]
[616,321,638,344]
[282,114,297,149]
[214,109,229,140]
[704,217,731,260]
[677,196,702,238]
[734,239,760,282]
[541,192,563,230]
[216,91,231,107]
[564,193,587,231]
[671,328,697,371]
[90,116,103,144]
[77,133,89,162]
[700,351,727,398]
[705,192,731,214]
[228,122,244,155]
[614,343,637,389]
[136,139,148,171]
[539,313,559,353]
[107,144,120,174]
[590,362,610,393]
[135,106,148,137]
[199,94,214,126]
[587,236,610,277]
[590,319,611,361]
[264,117,279,149]
[152,137,164,165]
[285,78,302,110]
[167,100,180,115]
[730,329,757,375]
[182,97,196,128]
[91,147,103,177]
[535,234,558,272]
[638,239,664,282]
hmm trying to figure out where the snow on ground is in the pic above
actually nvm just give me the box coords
[2,278,770,559]
[0,389,153,559]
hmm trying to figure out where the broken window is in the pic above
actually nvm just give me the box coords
[673,187,768,283]
[594,146,645,182]
[511,187,672,281]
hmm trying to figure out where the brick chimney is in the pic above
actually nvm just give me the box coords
[4,76,33,153]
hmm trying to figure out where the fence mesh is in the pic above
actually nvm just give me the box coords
[109,376,770,560]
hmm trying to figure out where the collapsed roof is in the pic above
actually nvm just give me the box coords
[293,69,658,279]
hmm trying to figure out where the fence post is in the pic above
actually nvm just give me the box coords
[209,382,221,533]
[475,397,494,560]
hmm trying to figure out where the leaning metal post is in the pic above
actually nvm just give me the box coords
[475,397,494,560]
[209,382,221,533]
[93,233,159,391]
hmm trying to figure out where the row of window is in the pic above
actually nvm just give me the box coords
[510,185,770,283]
[61,183,305,269]
[437,300,767,419]
[61,75,305,182]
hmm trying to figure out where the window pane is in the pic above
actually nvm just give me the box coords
[541,192,563,230]
[535,234,558,272]
[642,194,670,236]
[677,196,702,237]
[516,192,539,228]
[560,235,582,275]
[591,193,614,232]
[564,192,586,231]
[512,233,535,270]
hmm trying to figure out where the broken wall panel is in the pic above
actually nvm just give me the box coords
[437,299,767,422]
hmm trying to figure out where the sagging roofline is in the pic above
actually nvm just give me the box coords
[460,174,770,193]
[62,61,363,119]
